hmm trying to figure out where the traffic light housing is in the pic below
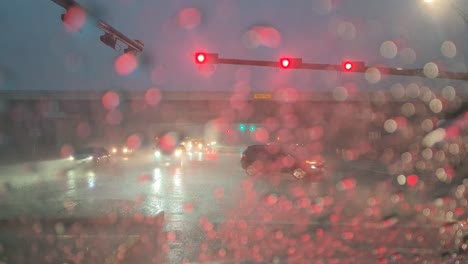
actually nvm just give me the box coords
[279,58,302,69]
[195,52,219,64]
[100,33,117,49]
[342,61,365,72]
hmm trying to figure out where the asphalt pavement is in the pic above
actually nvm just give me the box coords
[0,147,466,263]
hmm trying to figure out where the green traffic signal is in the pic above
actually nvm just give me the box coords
[249,124,256,132]
[239,124,246,131]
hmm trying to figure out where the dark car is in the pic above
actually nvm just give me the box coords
[241,143,325,179]
[72,147,110,165]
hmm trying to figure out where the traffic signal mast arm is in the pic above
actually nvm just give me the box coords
[198,53,468,81]
[51,0,143,53]
[217,58,278,67]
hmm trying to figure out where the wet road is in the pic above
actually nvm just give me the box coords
[0,148,466,263]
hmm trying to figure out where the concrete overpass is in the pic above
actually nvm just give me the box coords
[0,89,464,163]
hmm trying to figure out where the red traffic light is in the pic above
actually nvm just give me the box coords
[280,58,291,68]
[343,62,353,71]
[195,52,219,64]
[196,53,206,64]
[279,58,302,69]
[342,61,365,72]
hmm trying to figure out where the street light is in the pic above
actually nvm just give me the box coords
[423,0,468,23]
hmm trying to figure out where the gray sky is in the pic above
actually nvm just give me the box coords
[1,0,468,92]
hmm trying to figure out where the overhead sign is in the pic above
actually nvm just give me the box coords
[253,93,272,99]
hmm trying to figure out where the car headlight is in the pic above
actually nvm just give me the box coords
[306,160,322,169]
[87,156,94,160]
[123,147,128,153]
[155,151,161,158]
[175,149,182,157]
[68,156,75,161]
[112,148,117,153]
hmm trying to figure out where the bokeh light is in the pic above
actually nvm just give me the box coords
[406,83,420,98]
[406,174,419,187]
[423,62,439,79]
[429,98,443,113]
[178,8,201,30]
[380,41,398,59]
[441,86,456,101]
[62,6,87,32]
[441,41,457,58]
[126,134,142,150]
[333,20,357,40]
[105,109,123,125]
[101,91,120,110]
[145,88,162,106]
[275,87,298,103]
[364,67,381,84]
[114,53,138,75]
[384,119,397,133]
[333,86,348,101]
[76,121,91,139]
[60,144,74,158]
[242,26,281,49]
[254,128,269,143]
[401,102,415,117]
[160,133,177,151]
[399,48,416,65]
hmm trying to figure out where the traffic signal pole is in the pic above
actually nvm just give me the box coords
[217,58,277,67]
[204,54,468,81]
[51,0,144,53]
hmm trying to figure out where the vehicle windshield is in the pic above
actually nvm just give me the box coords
[1,0,468,263]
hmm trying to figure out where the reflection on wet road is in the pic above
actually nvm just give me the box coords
[0,149,466,263]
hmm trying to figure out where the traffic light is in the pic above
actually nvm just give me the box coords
[100,33,117,49]
[239,124,246,131]
[196,53,206,63]
[279,58,302,69]
[249,124,256,132]
[280,58,290,68]
[195,52,219,64]
[342,61,365,72]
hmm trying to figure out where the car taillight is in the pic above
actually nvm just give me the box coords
[241,154,246,158]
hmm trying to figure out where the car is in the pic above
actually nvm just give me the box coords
[181,138,205,153]
[71,147,110,165]
[181,138,218,161]
[154,143,186,166]
[241,143,325,179]
[110,145,133,159]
